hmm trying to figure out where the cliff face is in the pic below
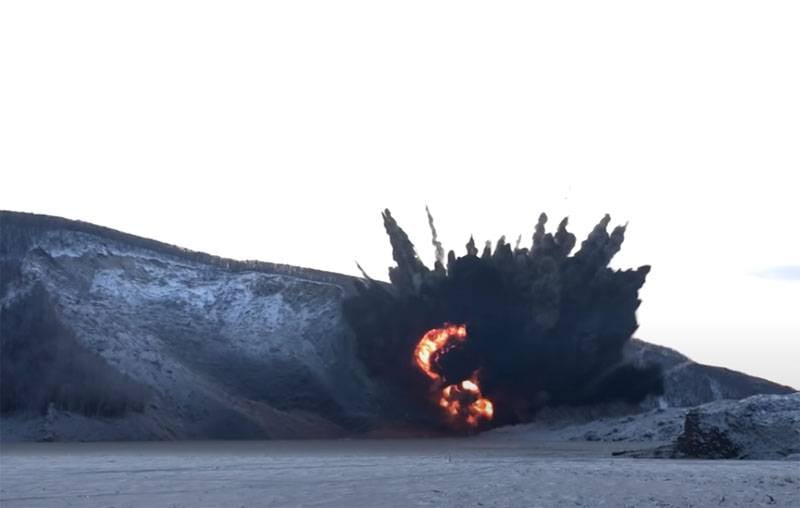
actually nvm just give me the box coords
[0,211,794,441]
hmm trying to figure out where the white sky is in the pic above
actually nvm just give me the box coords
[2,2,798,388]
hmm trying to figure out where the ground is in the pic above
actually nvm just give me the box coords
[1,439,798,507]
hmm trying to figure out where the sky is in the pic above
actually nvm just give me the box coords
[1,2,798,388]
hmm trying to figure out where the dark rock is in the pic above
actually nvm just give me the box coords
[676,410,741,459]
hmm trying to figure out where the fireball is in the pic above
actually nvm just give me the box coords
[413,324,494,427]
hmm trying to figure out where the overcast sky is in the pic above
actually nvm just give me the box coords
[2,2,798,388]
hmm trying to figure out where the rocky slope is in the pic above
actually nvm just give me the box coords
[1,211,376,440]
[0,211,795,440]
[486,393,800,460]
[673,393,800,460]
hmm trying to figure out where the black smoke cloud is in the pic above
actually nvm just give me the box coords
[343,210,663,428]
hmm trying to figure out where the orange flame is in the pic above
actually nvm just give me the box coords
[413,324,494,427]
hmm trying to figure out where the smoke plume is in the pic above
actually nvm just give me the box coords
[343,209,663,429]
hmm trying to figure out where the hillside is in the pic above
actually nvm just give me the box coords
[1,211,794,440]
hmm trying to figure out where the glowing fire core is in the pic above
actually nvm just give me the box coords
[413,324,494,427]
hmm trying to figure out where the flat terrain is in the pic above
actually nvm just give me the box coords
[1,439,798,507]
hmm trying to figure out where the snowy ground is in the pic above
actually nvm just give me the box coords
[2,439,798,507]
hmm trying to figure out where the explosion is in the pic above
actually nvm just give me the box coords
[343,208,663,431]
[414,324,494,427]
